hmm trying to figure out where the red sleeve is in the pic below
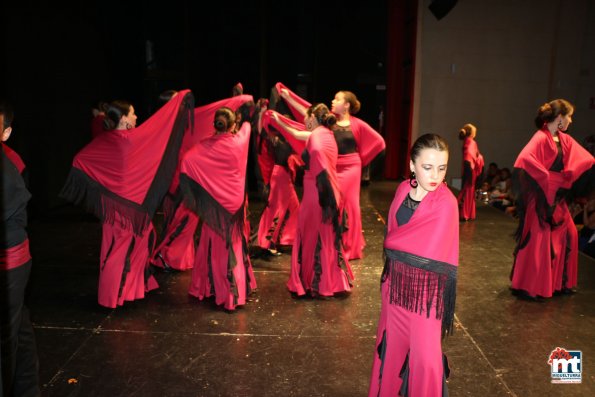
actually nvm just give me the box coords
[275,82,311,123]
[256,135,275,186]
[514,132,553,202]
[1,144,26,174]
[187,94,254,149]
[351,116,385,166]
[262,110,307,155]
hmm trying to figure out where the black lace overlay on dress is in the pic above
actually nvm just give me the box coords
[396,194,420,226]
[332,125,357,155]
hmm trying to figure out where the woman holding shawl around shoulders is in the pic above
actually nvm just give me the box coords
[179,107,256,311]
[277,83,385,260]
[511,99,594,299]
[152,91,254,271]
[369,134,458,397]
[270,104,353,297]
[457,123,484,221]
[60,91,194,308]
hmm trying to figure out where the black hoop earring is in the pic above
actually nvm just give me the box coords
[409,172,418,188]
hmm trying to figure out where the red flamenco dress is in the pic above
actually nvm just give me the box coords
[457,137,484,221]
[273,82,385,260]
[60,90,194,307]
[153,94,254,271]
[180,121,257,310]
[511,127,594,298]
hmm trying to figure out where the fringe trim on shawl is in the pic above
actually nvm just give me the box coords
[511,168,550,245]
[60,167,150,235]
[60,92,194,236]
[511,166,593,245]
[382,249,457,339]
[569,164,595,202]
[316,170,339,225]
[143,92,194,219]
[179,174,244,240]
[315,170,351,283]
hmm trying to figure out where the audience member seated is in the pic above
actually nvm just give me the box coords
[579,195,595,258]
[489,167,512,211]
[477,162,500,203]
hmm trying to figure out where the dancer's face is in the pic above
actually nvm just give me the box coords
[410,148,448,194]
[1,115,11,142]
[305,114,316,131]
[557,112,573,132]
[122,106,137,129]
[331,92,349,115]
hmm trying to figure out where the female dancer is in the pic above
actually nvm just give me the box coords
[255,101,300,254]
[271,104,353,297]
[152,92,254,271]
[60,91,194,307]
[369,134,458,396]
[277,83,385,260]
[457,123,484,221]
[511,99,594,299]
[179,107,256,310]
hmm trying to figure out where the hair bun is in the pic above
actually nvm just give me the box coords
[214,118,227,131]
[323,113,337,127]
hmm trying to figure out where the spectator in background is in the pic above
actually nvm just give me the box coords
[489,167,513,211]
[484,162,500,187]
[579,194,595,258]
[478,162,499,202]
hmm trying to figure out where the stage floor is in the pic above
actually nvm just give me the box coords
[28,181,594,396]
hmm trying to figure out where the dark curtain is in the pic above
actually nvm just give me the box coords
[384,0,418,179]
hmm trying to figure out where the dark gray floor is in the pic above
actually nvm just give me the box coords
[27,181,594,396]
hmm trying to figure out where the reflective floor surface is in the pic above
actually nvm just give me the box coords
[28,181,594,396]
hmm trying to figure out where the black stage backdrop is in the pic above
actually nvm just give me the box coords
[1,1,391,214]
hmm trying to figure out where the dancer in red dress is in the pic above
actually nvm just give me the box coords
[152,92,254,271]
[269,104,354,296]
[457,123,484,221]
[511,99,594,299]
[255,101,300,254]
[180,107,257,310]
[276,83,385,260]
[61,91,194,307]
[369,134,457,397]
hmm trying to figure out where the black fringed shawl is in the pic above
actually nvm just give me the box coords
[382,182,459,338]
[60,90,195,235]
